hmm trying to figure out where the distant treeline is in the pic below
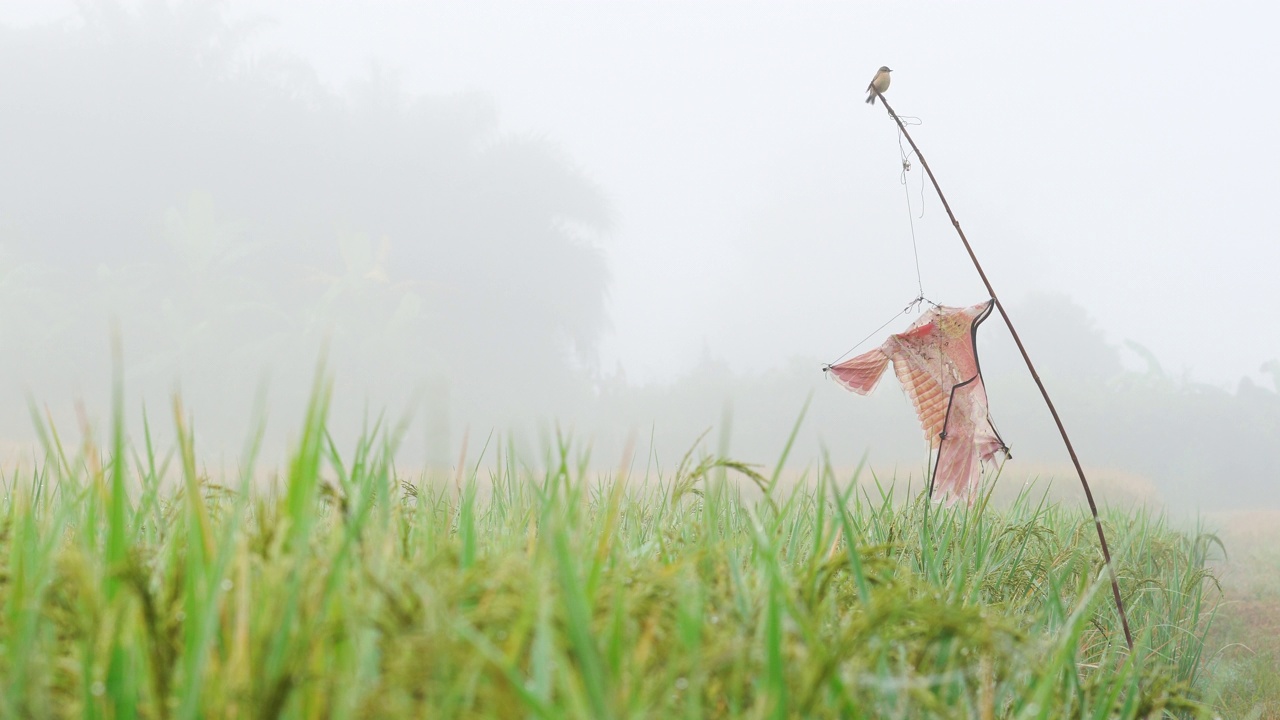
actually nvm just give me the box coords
[1,5,1273,511]
[0,2,610,446]
[575,293,1280,511]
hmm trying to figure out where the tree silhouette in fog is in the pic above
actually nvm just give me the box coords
[929,294,1280,508]
[0,1,612,422]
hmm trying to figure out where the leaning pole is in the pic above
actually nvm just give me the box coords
[869,84,1134,651]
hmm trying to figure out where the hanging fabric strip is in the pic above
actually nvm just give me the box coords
[827,299,1009,503]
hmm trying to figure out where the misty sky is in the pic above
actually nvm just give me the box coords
[5,1,1278,389]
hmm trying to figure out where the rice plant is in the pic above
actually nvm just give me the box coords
[0,378,1221,718]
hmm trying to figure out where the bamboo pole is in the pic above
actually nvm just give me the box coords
[871,86,1135,650]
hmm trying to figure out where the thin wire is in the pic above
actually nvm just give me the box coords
[894,116,926,299]
[901,180,925,299]
[824,296,924,368]
[823,116,935,376]
[918,155,928,217]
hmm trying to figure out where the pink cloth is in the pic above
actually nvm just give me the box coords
[828,300,1008,502]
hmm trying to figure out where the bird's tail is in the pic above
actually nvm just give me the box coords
[865,91,877,105]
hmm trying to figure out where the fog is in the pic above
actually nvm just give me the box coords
[2,1,1277,510]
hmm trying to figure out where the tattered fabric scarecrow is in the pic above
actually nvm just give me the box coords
[826,300,1010,503]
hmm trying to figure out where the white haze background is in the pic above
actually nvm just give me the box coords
[2,1,1277,510]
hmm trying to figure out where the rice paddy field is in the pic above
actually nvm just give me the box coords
[0,380,1270,718]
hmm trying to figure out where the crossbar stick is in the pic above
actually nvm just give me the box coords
[872,88,1134,651]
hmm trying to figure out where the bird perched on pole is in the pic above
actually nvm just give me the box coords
[865,66,892,105]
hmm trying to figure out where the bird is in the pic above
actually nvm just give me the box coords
[865,66,892,105]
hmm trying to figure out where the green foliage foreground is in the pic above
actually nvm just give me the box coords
[0,383,1221,718]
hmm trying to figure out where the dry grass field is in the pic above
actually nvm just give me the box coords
[1201,510,1280,718]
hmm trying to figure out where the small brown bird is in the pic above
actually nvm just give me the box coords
[865,66,892,105]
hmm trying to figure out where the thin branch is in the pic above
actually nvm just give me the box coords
[871,86,1135,651]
